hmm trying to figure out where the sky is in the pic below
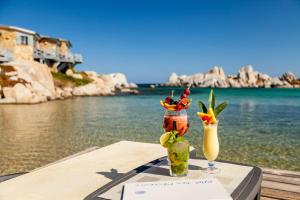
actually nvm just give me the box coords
[0,0,300,83]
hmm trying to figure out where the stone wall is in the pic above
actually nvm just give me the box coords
[59,41,69,55]
[38,39,57,53]
[0,29,16,50]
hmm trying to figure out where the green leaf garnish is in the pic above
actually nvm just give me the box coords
[167,130,178,145]
[214,101,228,117]
[175,136,185,143]
[208,89,215,109]
[198,101,208,113]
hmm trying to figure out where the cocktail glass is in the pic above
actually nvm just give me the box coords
[202,121,220,174]
[163,110,189,136]
[168,139,190,177]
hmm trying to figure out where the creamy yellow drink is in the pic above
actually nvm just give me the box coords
[197,89,228,174]
[202,122,219,161]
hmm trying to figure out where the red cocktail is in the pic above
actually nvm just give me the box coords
[163,110,189,136]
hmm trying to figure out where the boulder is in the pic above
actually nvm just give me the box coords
[65,69,74,76]
[3,61,56,99]
[110,73,129,88]
[280,72,297,83]
[128,83,138,88]
[168,73,179,86]
[72,83,100,96]
[2,83,47,103]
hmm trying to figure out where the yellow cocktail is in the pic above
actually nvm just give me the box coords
[197,89,228,174]
[202,121,220,174]
[203,122,219,162]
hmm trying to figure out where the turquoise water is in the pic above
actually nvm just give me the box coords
[0,88,300,175]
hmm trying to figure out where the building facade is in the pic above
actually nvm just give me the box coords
[0,25,83,73]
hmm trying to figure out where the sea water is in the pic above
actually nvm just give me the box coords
[0,87,299,175]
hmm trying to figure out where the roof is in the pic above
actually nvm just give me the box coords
[0,25,37,35]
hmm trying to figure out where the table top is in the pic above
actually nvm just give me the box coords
[0,141,262,200]
[0,141,167,200]
[86,157,262,200]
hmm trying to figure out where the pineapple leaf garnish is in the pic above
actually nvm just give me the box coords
[208,89,215,109]
[198,101,208,113]
[214,101,228,117]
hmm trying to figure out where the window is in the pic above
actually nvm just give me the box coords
[20,35,28,45]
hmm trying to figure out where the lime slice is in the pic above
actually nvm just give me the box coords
[160,132,172,148]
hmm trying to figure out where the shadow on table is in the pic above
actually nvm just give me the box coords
[97,168,125,181]
[143,164,204,177]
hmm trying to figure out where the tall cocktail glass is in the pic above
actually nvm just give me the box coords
[168,139,190,177]
[202,121,220,174]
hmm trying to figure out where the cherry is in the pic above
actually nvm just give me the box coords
[165,96,172,103]
[183,88,190,96]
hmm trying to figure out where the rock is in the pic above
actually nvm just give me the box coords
[208,66,226,79]
[5,71,18,76]
[168,73,179,86]
[120,88,139,94]
[280,72,297,83]
[165,65,298,88]
[270,77,284,88]
[71,73,83,79]
[3,61,56,99]
[72,83,114,96]
[9,76,18,81]
[110,73,129,88]
[72,83,100,96]
[2,83,45,103]
[66,69,73,76]
[0,97,16,104]
[66,68,83,79]
[128,83,138,88]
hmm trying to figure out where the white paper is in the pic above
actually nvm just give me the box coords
[122,178,233,200]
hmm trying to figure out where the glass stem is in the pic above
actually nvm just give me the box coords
[208,161,215,169]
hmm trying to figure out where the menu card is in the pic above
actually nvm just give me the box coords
[122,178,233,200]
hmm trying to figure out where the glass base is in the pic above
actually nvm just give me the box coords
[169,170,188,177]
[203,161,220,174]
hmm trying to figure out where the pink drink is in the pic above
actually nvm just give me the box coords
[163,114,189,136]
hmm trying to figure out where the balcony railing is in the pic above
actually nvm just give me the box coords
[33,48,83,64]
[0,49,13,62]
[73,54,83,63]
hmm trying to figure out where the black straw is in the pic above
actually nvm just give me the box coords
[172,121,177,131]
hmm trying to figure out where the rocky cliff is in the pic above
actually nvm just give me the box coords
[0,61,138,104]
[166,65,300,88]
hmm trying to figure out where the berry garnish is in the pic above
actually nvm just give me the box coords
[165,96,172,103]
[160,88,192,111]
[183,88,190,96]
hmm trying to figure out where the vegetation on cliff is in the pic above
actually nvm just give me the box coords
[51,71,92,88]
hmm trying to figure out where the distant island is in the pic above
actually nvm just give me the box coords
[0,25,137,104]
[165,65,300,88]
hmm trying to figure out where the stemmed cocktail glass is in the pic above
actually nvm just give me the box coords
[197,89,228,174]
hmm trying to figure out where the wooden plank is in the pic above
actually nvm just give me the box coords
[260,197,280,200]
[263,173,300,186]
[262,180,300,193]
[262,168,300,178]
[261,187,300,200]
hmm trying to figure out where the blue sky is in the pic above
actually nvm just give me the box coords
[1,0,300,83]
